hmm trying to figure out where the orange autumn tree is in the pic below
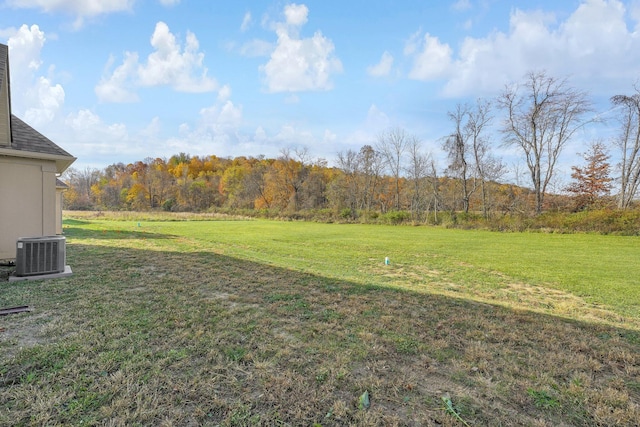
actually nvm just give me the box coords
[565,141,613,210]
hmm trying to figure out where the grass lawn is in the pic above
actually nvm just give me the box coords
[1,211,639,426]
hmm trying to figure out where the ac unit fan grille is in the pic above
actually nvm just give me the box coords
[25,241,59,274]
[15,236,66,276]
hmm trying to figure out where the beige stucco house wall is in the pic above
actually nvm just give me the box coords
[56,179,69,235]
[0,43,76,260]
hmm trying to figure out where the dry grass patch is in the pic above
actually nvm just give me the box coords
[373,257,640,331]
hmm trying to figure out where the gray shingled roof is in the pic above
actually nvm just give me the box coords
[11,115,73,157]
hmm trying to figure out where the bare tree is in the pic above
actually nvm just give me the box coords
[444,103,474,213]
[377,127,409,210]
[405,136,431,221]
[63,166,101,209]
[335,149,361,216]
[358,145,383,211]
[466,99,504,218]
[428,159,441,223]
[611,87,640,209]
[498,70,592,214]
[444,99,501,216]
[478,155,507,217]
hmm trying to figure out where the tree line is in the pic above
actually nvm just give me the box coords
[62,71,640,219]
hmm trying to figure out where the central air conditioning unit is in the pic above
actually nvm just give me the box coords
[15,236,66,277]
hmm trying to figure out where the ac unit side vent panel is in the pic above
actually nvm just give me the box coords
[15,236,66,276]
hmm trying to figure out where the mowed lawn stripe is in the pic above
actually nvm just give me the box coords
[110,219,640,322]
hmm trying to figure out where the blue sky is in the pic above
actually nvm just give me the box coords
[2,0,640,185]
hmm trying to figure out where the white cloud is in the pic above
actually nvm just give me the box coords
[322,129,337,144]
[166,99,244,156]
[406,32,453,80]
[239,39,273,57]
[343,104,391,147]
[632,1,640,29]
[403,29,422,56]
[284,3,309,27]
[61,111,193,166]
[162,98,247,157]
[365,104,390,131]
[95,21,218,103]
[63,109,134,158]
[66,109,127,140]
[6,24,44,72]
[159,0,180,6]
[139,22,217,92]
[6,24,66,125]
[23,75,65,126]
[95,52,140,103]
[367,51,394,77]
[452,0,472,12]
[254,126,267,143]
[3,23,149,165]
[260,3,342,93]
[217,85,232,102]
[5,0,134,15]
[560,0,628,58]
[402,0,640,97]
[177,123,190,135]
[5,0,135,28]
[199,100,243,134]
[241,11,252,32]
[141,116,162,139]
[274,124,314,146]
[168,97,340,160]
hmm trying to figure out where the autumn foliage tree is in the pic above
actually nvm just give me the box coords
[565,141,613,210]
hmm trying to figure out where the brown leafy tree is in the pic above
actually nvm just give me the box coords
[276,147,311,211]
[93,163,130,209]
[565,141,612,210]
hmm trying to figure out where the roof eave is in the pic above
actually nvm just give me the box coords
[0,147,76,173]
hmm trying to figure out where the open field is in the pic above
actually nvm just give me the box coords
[1,211,639,426]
